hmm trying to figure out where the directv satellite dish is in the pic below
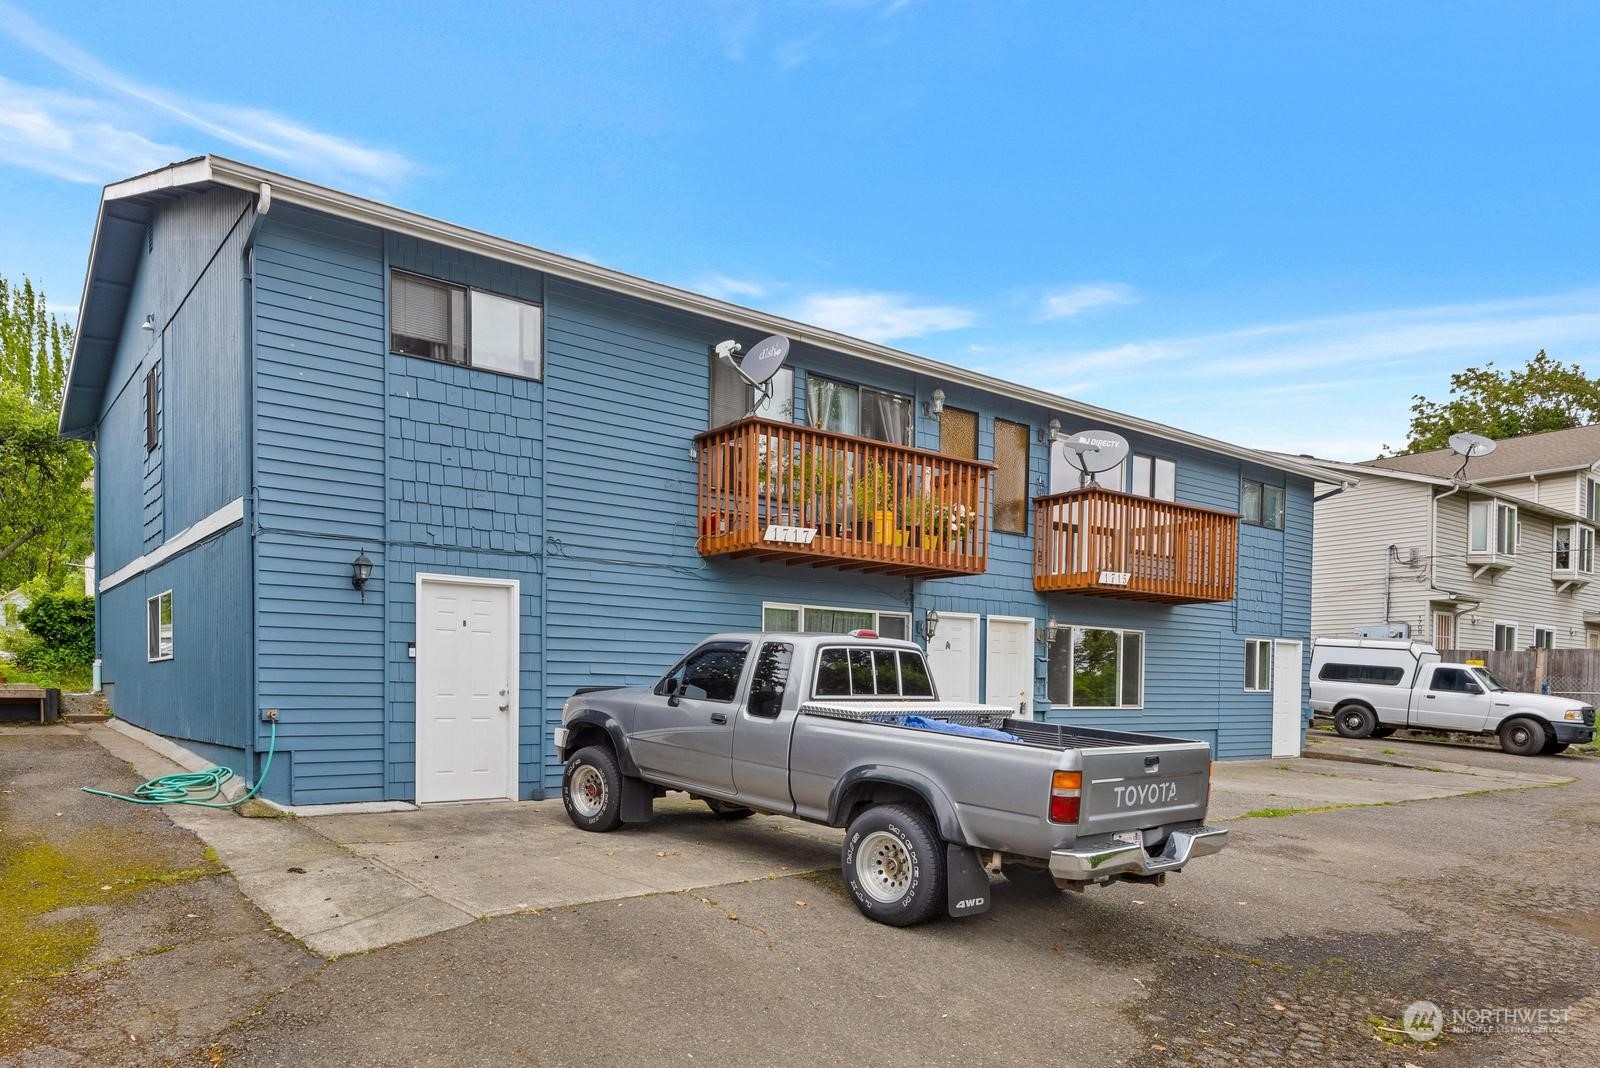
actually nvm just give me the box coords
[713,335,791,416]
[1448,432,1497,480]
[1059,429,1131,488]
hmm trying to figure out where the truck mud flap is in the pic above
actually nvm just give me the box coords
[620,776,654,823]
[945,843,992,918]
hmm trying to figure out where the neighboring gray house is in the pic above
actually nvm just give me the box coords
[1306,425,1600,650]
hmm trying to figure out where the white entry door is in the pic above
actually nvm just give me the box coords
[985,616,1035,717]
[1270,639,1304,758]
[926,612,980,703]
[416,575,519,803]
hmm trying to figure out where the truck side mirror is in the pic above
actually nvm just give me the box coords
[667,679,686,707]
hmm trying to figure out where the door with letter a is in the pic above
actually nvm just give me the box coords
[926,612,980,703]
[416,576,519,803]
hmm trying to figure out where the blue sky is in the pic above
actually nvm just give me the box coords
[3,1,1598,459]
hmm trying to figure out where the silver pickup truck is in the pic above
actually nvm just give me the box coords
[555,631,1227,926]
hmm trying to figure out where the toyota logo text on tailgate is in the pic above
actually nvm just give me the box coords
[1114,781,1179,807]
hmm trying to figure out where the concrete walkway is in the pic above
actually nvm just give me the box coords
[81,720,1582,959]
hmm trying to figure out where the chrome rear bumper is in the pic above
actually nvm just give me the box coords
[1049,825,1229,883]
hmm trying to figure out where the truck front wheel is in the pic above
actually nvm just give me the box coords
[841,804,946,927]
[1334,704,1376,739]
[1498,718,1547,757]
[563,745,624,831]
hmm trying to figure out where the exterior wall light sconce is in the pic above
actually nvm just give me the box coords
[1040,418,1061,444]
[922,608,941,640]
[351,550,373,602]
[141,314,156,333]
[1037,618,1060,646]
[922,388,946,417]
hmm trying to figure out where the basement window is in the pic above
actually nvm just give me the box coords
[390,270,543,380]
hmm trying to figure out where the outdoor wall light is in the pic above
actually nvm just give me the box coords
[351,550,373,602]
[1041,418,1061,444]
[923,608,941,640]
[1037,618,1060,646]
[922,387,946,417]
[141,314,155,332]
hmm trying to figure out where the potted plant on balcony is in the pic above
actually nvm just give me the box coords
[943,502,975,547]
[794,448,847,534]
[906,492,944,551]
[855,459,904,546]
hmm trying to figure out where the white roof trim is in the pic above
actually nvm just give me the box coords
[94,155,1335,485]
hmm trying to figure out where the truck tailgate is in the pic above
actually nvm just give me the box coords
[1077,742,1212,837]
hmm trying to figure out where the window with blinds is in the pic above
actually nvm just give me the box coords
[994,418,1030,534]
[390,270,542,379]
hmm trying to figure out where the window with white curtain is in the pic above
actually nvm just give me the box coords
[762,602,911,639]
[804,375,912,444]
[1468,499,1516,555]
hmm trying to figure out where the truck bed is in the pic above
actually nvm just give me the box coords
[799,700,1198,751]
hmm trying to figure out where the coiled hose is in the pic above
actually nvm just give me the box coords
[83,719,277,808]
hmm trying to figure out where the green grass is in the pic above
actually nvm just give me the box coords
[0,662,93,693]
[1241,801,1392,819]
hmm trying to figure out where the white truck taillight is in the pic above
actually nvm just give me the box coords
[1048,770,1081,824]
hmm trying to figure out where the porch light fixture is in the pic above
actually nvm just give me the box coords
[1041,418,1061,444]
[351,550,373,602]
[923,608,941,640]
[923,387,946,417]
[141,314,155,332]
[1037,618,1060,646]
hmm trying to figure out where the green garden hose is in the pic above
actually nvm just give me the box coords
[82,719,277,808]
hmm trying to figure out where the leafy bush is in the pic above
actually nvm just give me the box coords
[17,593,94,667]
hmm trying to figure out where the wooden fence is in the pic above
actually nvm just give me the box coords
[1442,649,1600,701]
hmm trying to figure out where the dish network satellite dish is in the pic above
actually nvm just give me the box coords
[1058,429,1131,488]
[1448,431,1497,480]
[713,335,790,415]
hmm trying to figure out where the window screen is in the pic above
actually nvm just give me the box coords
[994,418,1029,534]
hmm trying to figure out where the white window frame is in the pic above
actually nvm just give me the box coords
[761,601,911,640]
[1468,499,1517,556]
[1130,454,1177,501]
[1244,638,1273,692]
[146,589,173,662]
[1585,476,1599,523]
[389,269,544,381]
[1534,626,1556,650]
[1553,524,1594,574]
[1046,624,1145,709]
[1493,621,1518,652]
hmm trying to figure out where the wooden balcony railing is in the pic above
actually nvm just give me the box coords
[696,417,994,578]
[1033,487,1237,603]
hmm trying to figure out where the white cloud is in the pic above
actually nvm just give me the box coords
[695,273,770,302]
[0,1,411,186]
[786,290,975,342]
[1035,282,1137,321]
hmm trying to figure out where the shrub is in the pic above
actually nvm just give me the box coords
[17,594,94,668]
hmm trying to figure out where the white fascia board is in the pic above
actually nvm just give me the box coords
[186,155,1334,486]
[98,497,244,593]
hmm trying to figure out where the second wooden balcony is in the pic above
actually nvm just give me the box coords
[696,417,994,578]
[1034,487,1237,603]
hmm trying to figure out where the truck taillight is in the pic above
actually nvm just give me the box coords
[1048,770,1081,824]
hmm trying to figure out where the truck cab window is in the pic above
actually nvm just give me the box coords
[749,642,793,718]
[899,652,934,696]
[1430,668,1478,694]
[659,642,749,702]
[816,649,851,696]
[850,650,876,694]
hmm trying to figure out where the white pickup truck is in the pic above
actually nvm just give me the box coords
[1310,638,1595,755]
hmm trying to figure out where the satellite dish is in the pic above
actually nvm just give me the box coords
[1447,432,1497,481]
[713,335,791,416]
[738,335,790,386]
[1448,432,1497,458]
[1059,429,1130,487]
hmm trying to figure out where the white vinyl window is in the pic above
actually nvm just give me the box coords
[1468,499,1517,555]
[1534,627,1555,650]
[1244,639,1273,692]
[762,602,910,641]
[390,270,542,380]
[1493,622,1518,652]
[1554,524,1595,574]
[1130,455,1177,501]
[1046,625,1144,708]
[1241,479,1285,530]
[146,590,173,661]
[1586,477,1599,523]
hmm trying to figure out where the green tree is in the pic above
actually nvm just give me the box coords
[1,273,92,593]
[1401,350,1600,453]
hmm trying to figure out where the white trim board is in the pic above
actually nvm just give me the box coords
[99,497,245,593]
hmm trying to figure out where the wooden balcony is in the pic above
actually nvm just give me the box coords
[1033,487,1237,604]
[696,417,994,578]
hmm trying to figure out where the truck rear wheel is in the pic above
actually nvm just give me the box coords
[841,804,945,927]
[563,745,624,831]
[1498,718,1547,757]
[1334,704,1376,739]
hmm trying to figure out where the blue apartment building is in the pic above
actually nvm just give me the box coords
[59,157,1334,806]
